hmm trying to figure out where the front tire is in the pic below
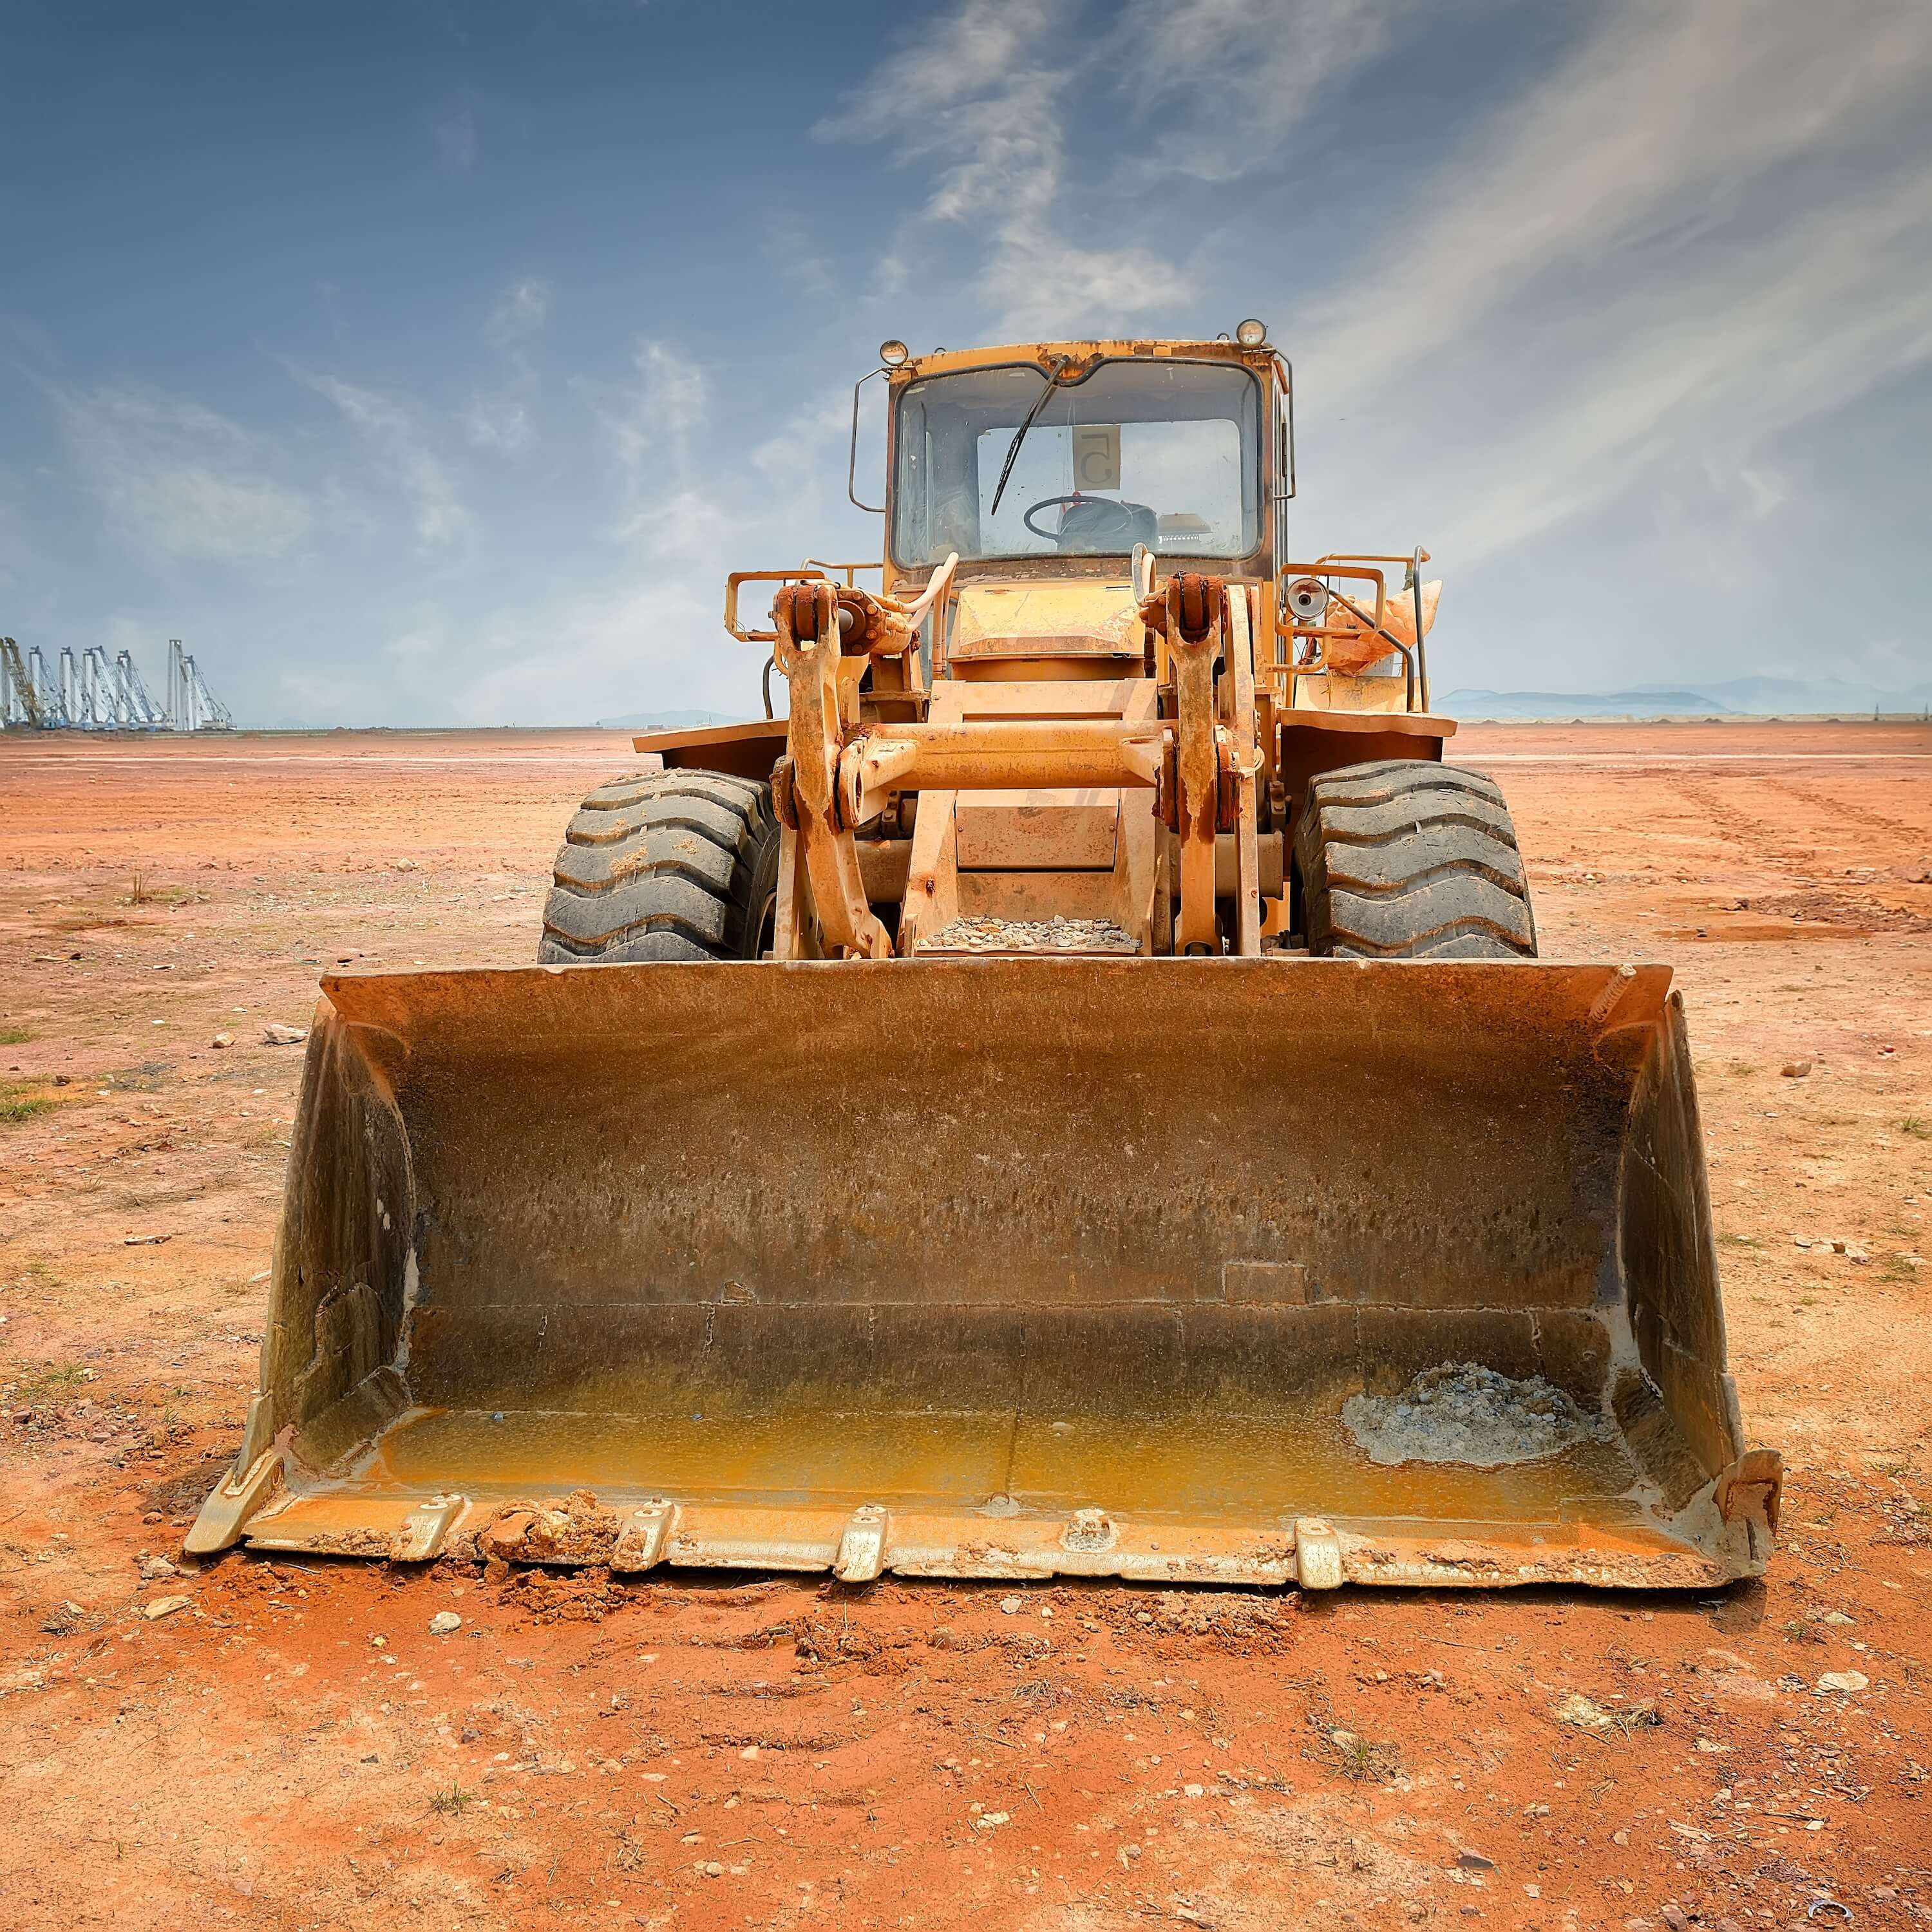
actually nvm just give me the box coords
[538,770,781,963]
[1294,760,1537,959]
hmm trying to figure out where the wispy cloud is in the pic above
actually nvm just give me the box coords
[819,0,1165,337]
[57,384,312,563]
[463,278,552,452]
[574,339,713,540]
[461,395,533,453]
[432,100,478,177]
[296,370,471,547]
[1113,0,1405,184]
[486,277,551,346]
[1289,0,1932,589]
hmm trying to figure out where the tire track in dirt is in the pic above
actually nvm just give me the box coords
[1761,774,1931,846]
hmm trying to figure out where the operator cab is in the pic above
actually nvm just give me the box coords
[887,350,1270,575]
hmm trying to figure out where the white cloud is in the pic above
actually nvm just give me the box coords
[296,370,471,547]
[1300,5,1932,410]
[820,0,1165,337]
[57,384,312,563]
[1113,0,1405,183]
[462,395,533,453]
[486,277,551,346]
[433,103,478,176]
[574,339,710,538]
[1287,1,1932,589]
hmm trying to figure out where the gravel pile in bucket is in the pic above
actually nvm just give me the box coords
[926,916,1140,954]
[1342,1363,1609,1467]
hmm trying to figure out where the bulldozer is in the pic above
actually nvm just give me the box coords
[190,326,1781,1590]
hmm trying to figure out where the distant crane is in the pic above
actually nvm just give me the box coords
[0,638,45,728]
[116,649,166,728]
[166,639,232,731]
[1,634,232,730]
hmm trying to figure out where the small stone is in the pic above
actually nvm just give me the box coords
[393,858,418,871]
[973,1811,1009,1831]
[1844,1244,1870,1264]
[1780,1060,1812,1079]
[1822,1611,1854,1625]
[211,1032,234,1050]
[1000,1595,1023,1615]
[701,1861,723,1877]
[1662,1907,1690,1931]
[144,1595,192,1620]
[429,1611,462,1635]
[1456,1850,1496,1871]
[261,1023,307,1045]
[1816,1671,1868,1693]
[137,1553,178,1580]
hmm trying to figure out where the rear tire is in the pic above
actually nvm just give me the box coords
[538,770,782,963]
[1294,759,1537,959]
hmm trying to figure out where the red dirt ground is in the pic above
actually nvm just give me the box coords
[1,721,1929,1932]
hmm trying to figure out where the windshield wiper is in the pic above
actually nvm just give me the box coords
[988,356,1068,518]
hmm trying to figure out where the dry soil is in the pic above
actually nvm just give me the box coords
[1,721,1929,1932]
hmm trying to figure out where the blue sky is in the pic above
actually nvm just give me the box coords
[3,0,1928,726]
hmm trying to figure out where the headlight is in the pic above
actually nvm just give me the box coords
[1283,576,1329,623]
[878,339,909,367]
[1235,318,1267,348]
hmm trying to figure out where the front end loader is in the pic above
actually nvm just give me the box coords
[192,327,1780,1591]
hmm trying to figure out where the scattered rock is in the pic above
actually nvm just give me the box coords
[393,858,418,871]
[1456,1850,1496,1871]
[1662,1908,1690,1931]
[1555,1692,1661,1731]
[999,1595,1023,1615]
[144,1595,192,1620]
[136,1553,178,1581]
[972,1811,1010,1831]
[211,1032,234,1049]
[261,1023,308,1045]
[429,1611,462,1635]
[1781,1059,1812,1079]
[122,1233,170,1246]
[1815,1671,1869,1693]
[1823,1610,1855,1625]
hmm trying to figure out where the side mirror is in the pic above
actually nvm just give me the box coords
[849,368,886,515]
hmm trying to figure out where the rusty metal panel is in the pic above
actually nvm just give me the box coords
[956,795,1118,869]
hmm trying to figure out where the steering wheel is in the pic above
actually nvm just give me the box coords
[1021,493,1152,546]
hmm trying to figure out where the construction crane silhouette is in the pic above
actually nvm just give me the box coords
[1,636,231,730]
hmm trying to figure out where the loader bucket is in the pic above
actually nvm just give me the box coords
[190,958,1779,1589]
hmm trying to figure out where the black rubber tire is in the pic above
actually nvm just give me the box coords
[538,769,782,963]
[1294,759,1537,959]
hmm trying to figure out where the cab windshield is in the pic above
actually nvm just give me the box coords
[890,358,1262,567]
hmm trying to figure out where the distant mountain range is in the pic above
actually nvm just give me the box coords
[595,708,737,731]
[1441,676,1932,720]
[595,681,1932,729]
